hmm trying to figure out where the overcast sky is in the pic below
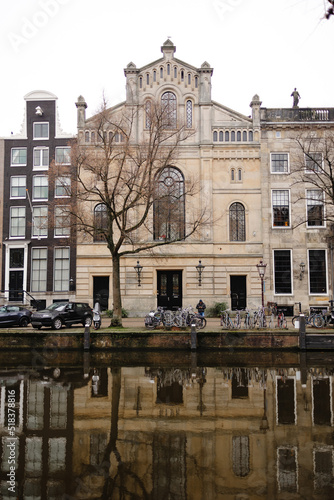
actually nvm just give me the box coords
[0,0,333,136]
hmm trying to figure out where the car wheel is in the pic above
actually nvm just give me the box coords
[83,316,92,327]
[52,317,63,330]
[19,317,29,328]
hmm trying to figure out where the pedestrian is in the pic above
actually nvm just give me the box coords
[196,299,206,317]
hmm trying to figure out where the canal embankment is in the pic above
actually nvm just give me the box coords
[0,317,333,350]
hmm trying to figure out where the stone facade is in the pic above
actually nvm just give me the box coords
[74,41,334,317]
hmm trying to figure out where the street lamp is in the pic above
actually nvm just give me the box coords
[196,260,205,286]
[256,260,267,309]
[134,261,143,287]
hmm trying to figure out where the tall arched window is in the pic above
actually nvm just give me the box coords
[219,131,224,142]
[94,204,107,241]
[154,167,185,241]
[186,100,192,128]
[161,92,177,128]
[230,202,245,241]
[145,100,152,129]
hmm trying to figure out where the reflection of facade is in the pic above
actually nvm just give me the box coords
[0,368,86,499]
[72,364,334,499]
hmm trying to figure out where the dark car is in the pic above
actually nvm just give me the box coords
[31,302,93,330]
[0,305,32,327]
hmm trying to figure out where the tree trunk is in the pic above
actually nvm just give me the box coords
[112,253,123,326]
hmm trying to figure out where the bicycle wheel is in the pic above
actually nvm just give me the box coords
[195,316,207,329]
[313,314,325,328]
[145,314,156,329]
[163,310,174,328]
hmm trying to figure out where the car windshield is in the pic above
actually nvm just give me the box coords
[46,302,68,312]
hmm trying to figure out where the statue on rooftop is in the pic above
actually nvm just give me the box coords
[291,88,300,108]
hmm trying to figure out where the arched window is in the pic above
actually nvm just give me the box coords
[237,131,241,142]
[167,64,170,75]
[249,131,253,142]
[188,73,191,85]
[161,92,177,128]
[139,77,142,89]
[238,169,242,181]
[85,131,90,143]
[94,204,107,241]
[91,131,95,143]
[146,73,150,85]
[231,169,235,181]
[213,131,218,142]
[195,76,198,88]
[230,202,245,241]
[219,131,224,142]
[186,100,192,128]
[225,131,229,142]
[153,70,156,82]
[154,167,185,241]
[243,131,247,141]
[160,67,163,78]
[231,131,235,141]
[145,100,151,129]
[174,66,177,78]
[181,70,184,81]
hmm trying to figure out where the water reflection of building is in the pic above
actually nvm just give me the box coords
[0,367,87,499]
[71,364,334,499]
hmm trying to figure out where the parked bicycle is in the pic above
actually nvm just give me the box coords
[145,307,174,329]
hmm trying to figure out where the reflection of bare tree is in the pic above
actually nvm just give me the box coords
[101,368,149,499]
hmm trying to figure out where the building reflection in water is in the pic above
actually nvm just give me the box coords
[0,354,334,499]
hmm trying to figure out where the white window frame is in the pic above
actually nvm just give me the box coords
[308,249,328,295]
[55,176,71,198]
[306,189,325,228]
[54,206,70,237]
[33,122,49,140]
[54,247,70,292]
[31,247,47,292]
[11,147,27,166]
[32,175,48,201]
[270,152,289,174]
[33,146,49,170]
[273,249,293,296]
[55,146,71,165]
[32,206,48,239]
[10,176,26,199]
[10,206,26,238]
[271,189,291,228]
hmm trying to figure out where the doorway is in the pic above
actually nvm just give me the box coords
[157,271,182,310]
[93,276,109,311]
[230,275,247,310]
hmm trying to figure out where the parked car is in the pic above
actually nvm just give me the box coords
[31,302,93,330]
[0,305,32,327]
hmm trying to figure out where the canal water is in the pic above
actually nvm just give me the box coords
[1,349,334,499]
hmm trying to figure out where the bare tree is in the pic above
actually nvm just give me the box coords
[59,99,209,325]
[290,132,334,229]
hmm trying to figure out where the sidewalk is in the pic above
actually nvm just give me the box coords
[102,316,222,330]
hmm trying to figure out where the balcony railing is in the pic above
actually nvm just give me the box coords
[261,108,334,123]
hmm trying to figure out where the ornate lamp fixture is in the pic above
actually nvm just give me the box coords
[134,261,143,287]
[196,260,205,286]
[256,260,267,309]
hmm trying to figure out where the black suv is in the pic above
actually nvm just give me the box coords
[31,302,93,330]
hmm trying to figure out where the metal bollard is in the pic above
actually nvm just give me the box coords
[191,321,197,350]
[299,314,306,350]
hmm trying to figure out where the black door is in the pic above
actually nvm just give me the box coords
[9,271,24,302]
[230,275,247,310]
[157,271,182,310]
[93,276,109,311]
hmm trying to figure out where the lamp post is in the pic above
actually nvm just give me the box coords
[134,261,143,287]
[256,260,267,309]
[196,260,205,286]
